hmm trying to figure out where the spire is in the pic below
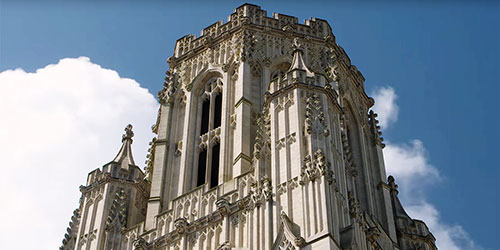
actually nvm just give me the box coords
[112,124,136,168]
[288,38,314,76]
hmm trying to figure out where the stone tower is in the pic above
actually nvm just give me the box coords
[61,4,437,250]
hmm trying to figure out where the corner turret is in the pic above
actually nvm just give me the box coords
[63,124,150,250]
[388,176,437,250]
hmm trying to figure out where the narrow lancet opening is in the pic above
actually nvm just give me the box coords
[214,93,222,128]
[210,144,220,188]
[200,99,210,135]
[197,149,207,186]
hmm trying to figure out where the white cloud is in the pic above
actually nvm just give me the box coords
[0,57,159,250]
[373,86,481,250]
[383,139,440,194]
[371,86,399,128]
[405,203,482,250]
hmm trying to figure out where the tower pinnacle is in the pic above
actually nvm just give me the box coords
[112,124,136,168]
[288,38,314,76]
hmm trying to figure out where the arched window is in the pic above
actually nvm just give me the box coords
[196,77,223,188]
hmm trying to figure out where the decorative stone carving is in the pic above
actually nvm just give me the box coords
[215,197,231,215]
[174,218,190,235]
[199,127,221,150]
[230,113,237,129]
[106,189,128,231]
[175,140,183,156]
[253,106,271,161]
[249,175,272,207]
[217,241,232,250]
[275,91,294,112]
[158,69,177,104]
[300,149,334,185]
[277,177,300,195]
[281,211,306,247]
[132,237,147,250]
[144,137,157,182]
[304,93,329,136]
[368,110,385,148]
[348,191,361,220]
[276,132,296,150]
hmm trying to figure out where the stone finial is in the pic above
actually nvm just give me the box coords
[292,37,303,52]
[122,124,134,142]
[112,124,136,167]
[387,175,398,191]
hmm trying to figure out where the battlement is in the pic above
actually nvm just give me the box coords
[174,4,333,57]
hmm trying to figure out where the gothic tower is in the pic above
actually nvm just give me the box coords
[61,4,437,250]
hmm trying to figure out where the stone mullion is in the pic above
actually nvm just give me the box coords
[206,89,216,188]
[219,71,230,183]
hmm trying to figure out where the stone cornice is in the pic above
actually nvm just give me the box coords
[80,174,150,198]
[267,81,342,114]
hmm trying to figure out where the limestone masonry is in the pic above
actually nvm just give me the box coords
[60,4,437,250]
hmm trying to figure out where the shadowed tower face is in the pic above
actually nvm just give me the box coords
[60,4,436,250]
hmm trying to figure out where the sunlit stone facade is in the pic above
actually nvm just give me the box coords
[60,4,436,250]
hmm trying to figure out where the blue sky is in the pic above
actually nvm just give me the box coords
[1,1,498,249]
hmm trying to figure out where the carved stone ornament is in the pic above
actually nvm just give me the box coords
[132,237,147,250]
[252,106,271,161]
[173,218,190,235]
[215,197,231,215]
[304,93,330,136]
[158,69,177,104]
[175,140,183,156]
[348,191,361,220]
[281,211,306,247]
[368,110,385,148]
[217,241,232,250]
[300,149,334,185]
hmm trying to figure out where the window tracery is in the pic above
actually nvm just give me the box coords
[196,77,223,189]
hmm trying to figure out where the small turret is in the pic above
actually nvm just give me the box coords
[112,124,136,170]
[288,37,314,77]
[388,176,437,250]
[69,124,149,250]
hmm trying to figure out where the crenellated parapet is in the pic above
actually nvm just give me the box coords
[173,4,332,59]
